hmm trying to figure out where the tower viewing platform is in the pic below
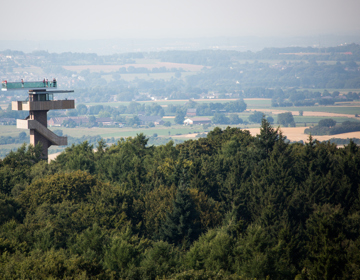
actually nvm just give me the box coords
[7,79,75,159]
[2,79,57,91]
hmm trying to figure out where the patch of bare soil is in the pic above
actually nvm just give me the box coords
[171,133,199,138]
[247,109,356,118]
[246,127,360,143]
[243,98,271,101]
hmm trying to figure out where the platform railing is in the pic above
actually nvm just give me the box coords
[2,80,57,91]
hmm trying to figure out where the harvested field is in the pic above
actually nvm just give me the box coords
[172,127,360,144]
[243,98,271,101]
[247,109,357,119]
[171,133,199,139]
[63,62,206,73]
[246,127,360,143]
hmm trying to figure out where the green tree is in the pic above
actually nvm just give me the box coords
[266,116,274,123]
[277,112,295,127]
[163,121,172,127]
[248,111,264,123]
[127,116,141,126]
[256,117,280,156]
[0,144,43,195]
[62,118,76,128]
[0,194,22,225]
[174,111,186,124]
[304,204,348,280]
[103,228,149,278]
[159,187,201,248]
[19,170,98,211]
[212,113,230,124]
[318,118,336,127]
[69,223,108,262]
[141,241,179,279]
[54,141,95,173]
[185,229,235,272]
[0,248,106,279]
[225,99,247,113]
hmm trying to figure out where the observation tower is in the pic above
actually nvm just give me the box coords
[3,79,75,159]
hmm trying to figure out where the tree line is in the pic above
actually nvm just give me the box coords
[305,119,360,135]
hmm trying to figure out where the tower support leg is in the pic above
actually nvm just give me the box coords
[29,110,50,159]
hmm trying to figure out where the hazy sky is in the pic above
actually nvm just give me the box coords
[1,0,360,40]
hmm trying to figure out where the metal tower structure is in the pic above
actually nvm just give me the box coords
[3,79,75,159]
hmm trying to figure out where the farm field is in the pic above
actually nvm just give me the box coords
[244,98,272,108]
[248,108,359,119]
[1,98,360,158]
[300,88,360,94]
[84,98,241,107]
[13,66,44,76]
[234,59,349,65]
[172,126,360,144]
[102,71,198,82]
[0,125,23,137]
[61,125,205,139]
[273,105,360,115]
[292,116,356,125]
[63,62,207,73]
[0,124,208,142]
[246,127,360,143]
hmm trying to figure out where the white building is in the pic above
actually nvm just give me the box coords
[184,117,211,125]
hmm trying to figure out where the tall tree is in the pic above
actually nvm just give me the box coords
[159,186,201,248]
[256,117,280,157]
[174,110,186,124]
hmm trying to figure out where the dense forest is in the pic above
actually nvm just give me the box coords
[1,119,360,279]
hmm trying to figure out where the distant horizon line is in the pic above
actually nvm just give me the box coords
[0,33,359,42]
[1,34,359,55]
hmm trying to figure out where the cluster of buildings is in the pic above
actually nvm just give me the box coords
[1,107,213,128]
[183,108,211,125]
